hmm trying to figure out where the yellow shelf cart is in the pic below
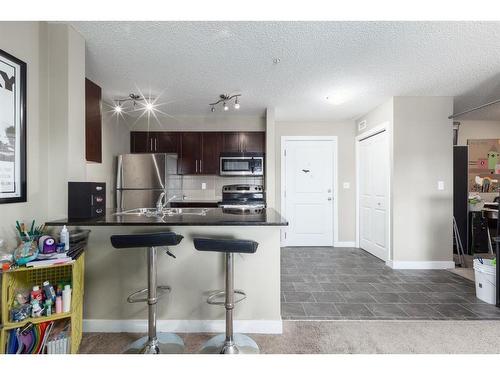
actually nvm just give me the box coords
[0,254,85,354]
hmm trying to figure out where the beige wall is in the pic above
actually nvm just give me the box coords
[392,97,454,263]
[0,22,49,249]
[274,121,357,243]
[86,111,130,208]
[126,114,265,134]
[358,97,454,265]
[47,24,87,219]
[457,120,500,146]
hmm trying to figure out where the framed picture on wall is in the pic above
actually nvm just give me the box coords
[0,49,27,204]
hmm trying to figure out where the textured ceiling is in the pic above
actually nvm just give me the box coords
[70,21,500,121]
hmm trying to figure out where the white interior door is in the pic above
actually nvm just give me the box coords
[284,139,334,246]
[359,131,389,260]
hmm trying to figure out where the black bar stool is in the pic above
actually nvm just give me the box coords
[194,237,259,354]
[110,232,184,354]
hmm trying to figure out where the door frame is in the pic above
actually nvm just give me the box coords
[280,136,339,247]
[355,122,392,262]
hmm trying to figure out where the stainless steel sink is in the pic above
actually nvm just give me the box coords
[114,207,209,217]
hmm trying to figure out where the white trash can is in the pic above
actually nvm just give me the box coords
[473,258,497,305]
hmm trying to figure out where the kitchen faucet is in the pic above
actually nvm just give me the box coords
[156,193,178,214]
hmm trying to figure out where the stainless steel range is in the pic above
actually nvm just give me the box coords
[219,184,266,211]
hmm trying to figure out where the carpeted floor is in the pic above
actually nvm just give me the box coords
[80,320,500,354]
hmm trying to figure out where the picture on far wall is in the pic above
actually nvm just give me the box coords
[467,139,500,193]
[0,49,27,204]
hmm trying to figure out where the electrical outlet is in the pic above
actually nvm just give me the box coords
[343,182,350,189]
[437,181,445,191]
[201,182,207,190]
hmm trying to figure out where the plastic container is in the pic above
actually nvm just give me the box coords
[62,284,72,313]
[60,225,70,251]
[473,258,497,304]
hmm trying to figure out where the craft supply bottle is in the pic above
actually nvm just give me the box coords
[42,280,56,303]
[62,284,72,313]
[60,225,69,251]
[45,300,52,316]
[55,296,63,314]
[31,285,42,303]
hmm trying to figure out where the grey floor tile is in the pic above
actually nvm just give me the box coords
[371,283,405,292]
[430,303,479,318]
[398,303,444,318]
[400,292,436,304]
[282,275,305,283]
[347,282,378,292]
[312,291,346,302]
[426,283,463,293]
[454,293,486,304]
[293,282,323,292]
[282,303,306,317]
[461,304,500,318]
[341,291,377,303]
[366,304,409,318]
[283,291,315,303]
[303,303,341,317]
[335,303,374,317]
[281,282,295,292]
[427,292,468,303]
[320,282,351,292]
[399,283,433,292]
[371,292,407,303]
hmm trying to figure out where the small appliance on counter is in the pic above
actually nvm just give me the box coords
[219,184,266,213]
[116,153,178,210]
[219,152,264,176]
[68,182,106,219]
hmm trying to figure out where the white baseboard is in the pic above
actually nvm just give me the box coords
[334,241,356,247]
[83,319,283,334]
[386,260,455,270]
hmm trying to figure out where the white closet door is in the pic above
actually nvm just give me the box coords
[284,140,334,246]
[359,131,388,260]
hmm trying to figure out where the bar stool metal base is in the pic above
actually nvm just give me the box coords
[124,333,185,354]
[199,333,260,354]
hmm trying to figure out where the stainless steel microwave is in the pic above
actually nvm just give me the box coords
[220,152,264,176]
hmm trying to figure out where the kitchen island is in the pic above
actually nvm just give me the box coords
[45,208,287,334]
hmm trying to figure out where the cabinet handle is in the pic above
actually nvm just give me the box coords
[150,139,153,152]
[200,159,202,173]
[196,160,198,173]
[154,138,157,151]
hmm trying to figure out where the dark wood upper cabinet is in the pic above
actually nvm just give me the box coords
[201,132,223,174]
[130,130,265,175]
[222,132,242,152]
[85,79,102,163]
[241,132,266,152]
[130,131,153,153]
[156,132,179,153]
[179,132,202,175]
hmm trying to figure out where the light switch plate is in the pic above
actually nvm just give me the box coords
[437,181,445,190]
[343,182,350,189]
[201,182,207,190]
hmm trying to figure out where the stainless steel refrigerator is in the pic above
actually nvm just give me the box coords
[116,153,178,210]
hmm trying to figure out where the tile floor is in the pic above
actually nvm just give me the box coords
[281,247,500,320]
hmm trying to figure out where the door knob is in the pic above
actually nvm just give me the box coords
[328,197,332,201]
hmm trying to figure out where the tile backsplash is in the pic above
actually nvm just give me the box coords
[167,175,264,202]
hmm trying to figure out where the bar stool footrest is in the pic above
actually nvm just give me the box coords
[207,289,246,306]
[127,285,171,303]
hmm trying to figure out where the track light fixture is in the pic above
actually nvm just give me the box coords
[113,93,156,114]
[209,94,241,113]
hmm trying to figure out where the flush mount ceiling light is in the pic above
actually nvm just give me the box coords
[113,93,157,114]
[326,93,351,106]
[210,94,241,113]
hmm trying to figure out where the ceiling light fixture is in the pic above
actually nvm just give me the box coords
[326,92,352,106]
[210,94,241,113]
[112,93,156,114]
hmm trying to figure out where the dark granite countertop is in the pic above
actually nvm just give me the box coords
[44,208,288,227]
